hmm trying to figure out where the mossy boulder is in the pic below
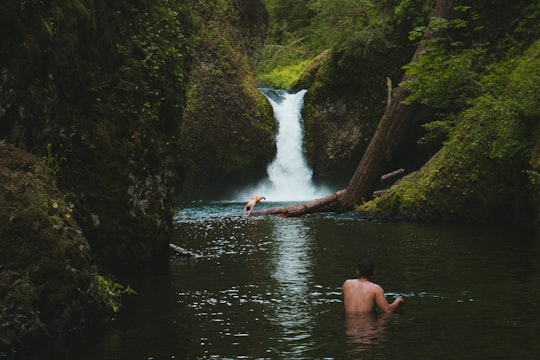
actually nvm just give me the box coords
[357,146,520,222]
[0,143,107,349]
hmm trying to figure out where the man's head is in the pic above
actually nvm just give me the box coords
[356,258,375,280]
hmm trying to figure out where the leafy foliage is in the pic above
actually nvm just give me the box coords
[309,0,380,48]
[95,275,137,313]
[362,11,540,223]
[112,1,191,128]
[402,9,487,109]
[45,143,66,179]
[258,0,434,87]
[402,2,539,149]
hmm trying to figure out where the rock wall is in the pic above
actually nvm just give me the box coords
[0,143,106,348]
[178,0,275,198]
[0,0,272,268]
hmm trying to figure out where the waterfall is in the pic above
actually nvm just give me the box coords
[237,89,329,202]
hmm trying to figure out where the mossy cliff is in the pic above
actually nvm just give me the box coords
[0,0,271,268]
[0,143,107,349]
[178,0,275,197]
[298,46,408,184]
[0,0,271,347]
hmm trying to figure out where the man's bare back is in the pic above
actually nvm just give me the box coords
[342,278,402,313]
[342,258,403,314]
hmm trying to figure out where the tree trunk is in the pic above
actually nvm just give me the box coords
[253,0,457,217]
[338,0,457,211]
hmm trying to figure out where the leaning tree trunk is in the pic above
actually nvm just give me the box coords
[252,0,457,217]
[337,87,417,211]
[338,0,457,211]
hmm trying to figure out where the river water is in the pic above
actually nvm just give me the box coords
[56,201,540,359]
[24,90,540,358]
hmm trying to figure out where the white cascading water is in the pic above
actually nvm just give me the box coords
[237,89,329,202]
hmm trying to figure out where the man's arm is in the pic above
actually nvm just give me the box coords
[374,286,403,313]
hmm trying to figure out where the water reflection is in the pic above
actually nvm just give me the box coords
[57,204,540,359]
[269,218,316,355]
[344,312,392,355]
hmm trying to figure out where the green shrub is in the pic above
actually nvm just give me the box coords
[95,275,137,313]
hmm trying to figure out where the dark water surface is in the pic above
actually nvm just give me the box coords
[63,201,540,358]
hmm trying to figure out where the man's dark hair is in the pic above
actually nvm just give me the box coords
[357,258,375,280]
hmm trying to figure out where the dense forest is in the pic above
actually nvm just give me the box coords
[0,0,539,351]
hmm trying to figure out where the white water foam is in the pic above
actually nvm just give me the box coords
[235,89,330,202]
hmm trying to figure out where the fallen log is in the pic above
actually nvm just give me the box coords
[250,169,404,217]
[252,189,346,217]
[169,243,197,257]
[380,168,404,181]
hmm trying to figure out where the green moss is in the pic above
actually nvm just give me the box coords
[357,33,540,223]
[176,0,274,195]
[257,59,311,89]
[25,187,49,211]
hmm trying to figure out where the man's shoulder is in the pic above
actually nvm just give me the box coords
[368,281,385,294]
[356,280,382,292]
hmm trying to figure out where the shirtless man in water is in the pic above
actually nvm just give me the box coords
[342,258,404,314]
[243,195,265,217]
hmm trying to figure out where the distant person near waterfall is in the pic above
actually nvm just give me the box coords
[244,196,265,217]
[342,258,404,314]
